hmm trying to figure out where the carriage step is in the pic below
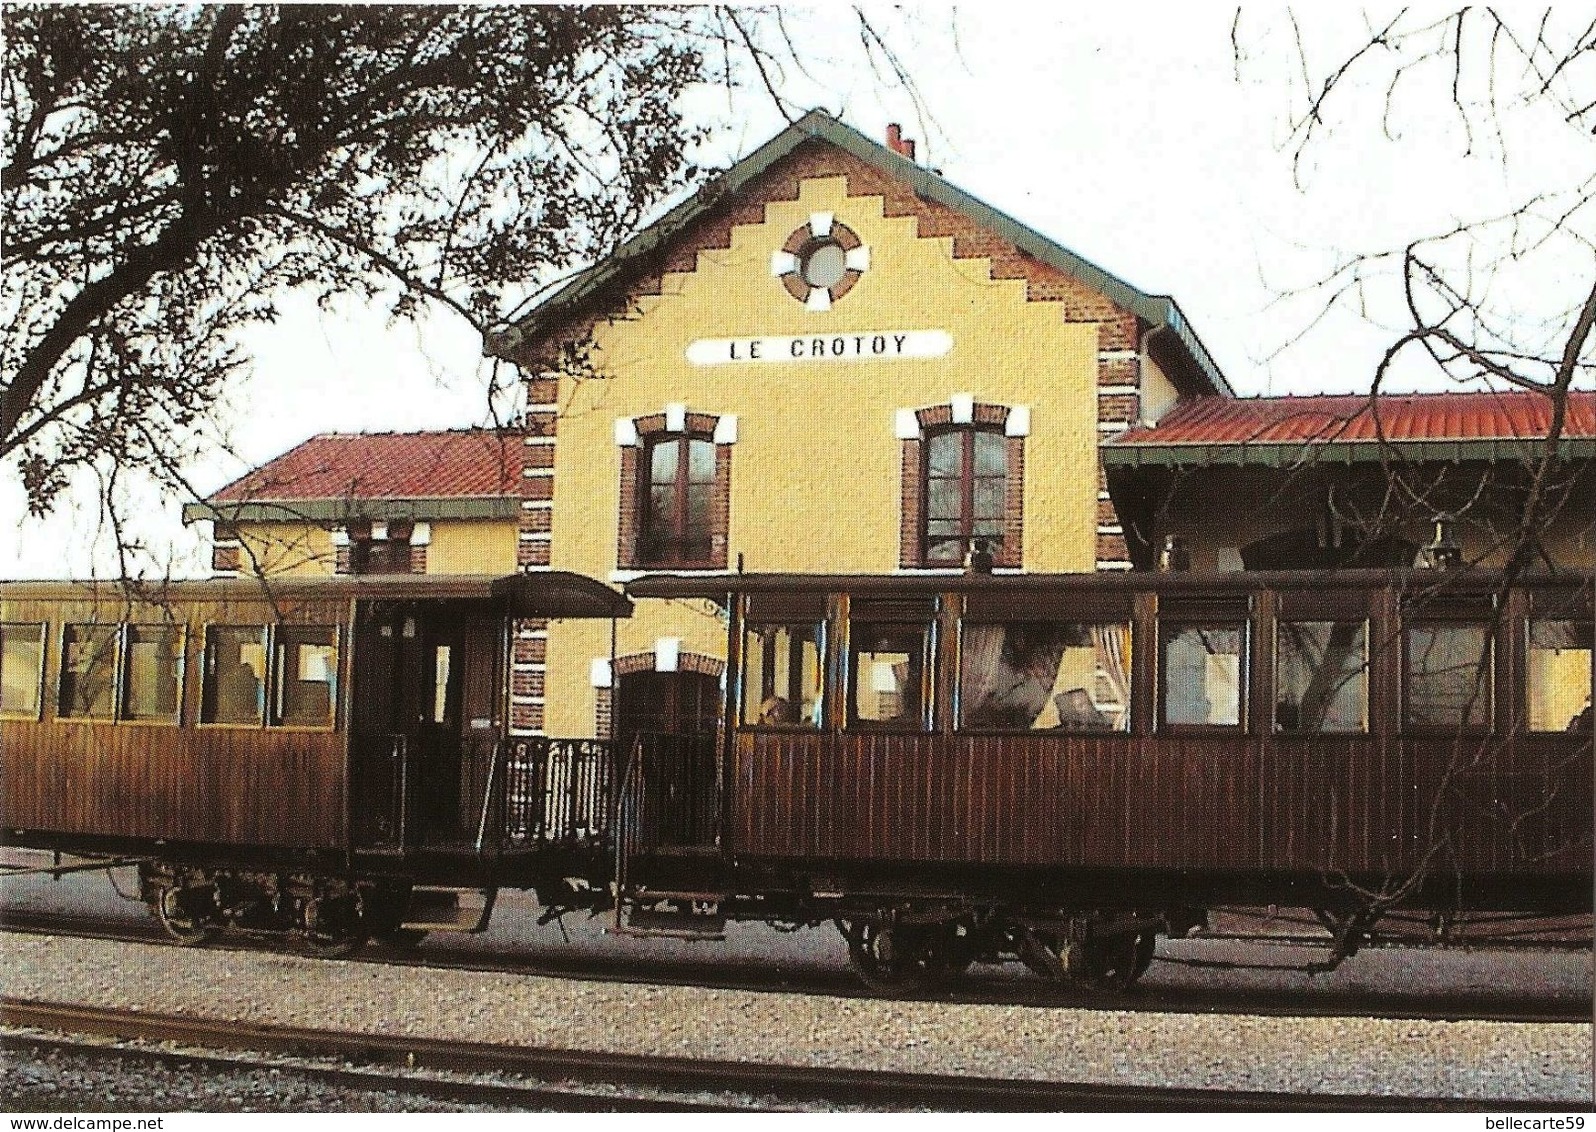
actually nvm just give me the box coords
[619,902,728,939]
[627,888,727,901]
[401,886,497,933]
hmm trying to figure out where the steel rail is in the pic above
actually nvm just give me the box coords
[0,1031,735,1113]
[0,913,1586,1024]
[0,998,1577,1113]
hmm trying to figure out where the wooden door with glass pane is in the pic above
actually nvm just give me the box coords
[350,605,423,851]
[617,670,719,752]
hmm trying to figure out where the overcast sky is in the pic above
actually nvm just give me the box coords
[4,4,1590,578]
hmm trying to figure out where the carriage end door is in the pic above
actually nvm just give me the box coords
[349,605,420,852]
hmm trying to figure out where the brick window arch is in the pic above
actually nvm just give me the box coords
[613,651,726,678]
[899,402,1025,569]
[597,651,726,740]
[617,410,732,570]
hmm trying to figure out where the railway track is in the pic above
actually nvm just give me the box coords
[0,908,1586,1024]
[0,1029,735,1113]
[1,998,1572,1112]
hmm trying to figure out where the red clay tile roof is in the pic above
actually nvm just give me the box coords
[1114,390,1596,446]
[208,430,520,503]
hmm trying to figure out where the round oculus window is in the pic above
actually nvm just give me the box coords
[775,216,867,309]
[799,239,848,289]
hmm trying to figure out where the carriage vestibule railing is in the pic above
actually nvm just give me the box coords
[477,737,622,854]
[475,733,717,860]
[616,732,720,861]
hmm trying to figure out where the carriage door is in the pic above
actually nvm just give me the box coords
[414,613,506,848]
[454,619,504,838]
[414,621,466,845]
[350,604,426,851]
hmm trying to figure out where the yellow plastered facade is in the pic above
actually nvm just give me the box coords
[543,175,1106,737]
[235,524,335,576]
[230,520,515,577]
[427,521,518,575]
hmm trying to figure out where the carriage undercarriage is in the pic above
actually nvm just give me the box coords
[77,825,1587,994]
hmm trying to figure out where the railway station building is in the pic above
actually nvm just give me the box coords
[188,112,1596,741]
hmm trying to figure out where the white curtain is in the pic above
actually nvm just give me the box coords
[960,625,1007,723]
[1092,624,1131,730]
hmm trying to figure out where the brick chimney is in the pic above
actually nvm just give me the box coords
[885,123,916,162]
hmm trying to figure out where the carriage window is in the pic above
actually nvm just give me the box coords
[123,624,182,722]
[432,644,453,725]
[202,626,267,724]
[1405,622,1491,728]
[0,622,46,718]
[1276,620,1368,733]
[849,623,929,728]
[1161,623,1245,728]
[1527,619,1592,733]
[273,626,338,727]
[742,621,823,728]
[960,621,1131,732]
[59,624,119,720]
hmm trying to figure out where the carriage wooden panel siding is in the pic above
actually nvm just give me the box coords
[654,570,1596,894]
[731,733,1593,877]
[1,584,349,849]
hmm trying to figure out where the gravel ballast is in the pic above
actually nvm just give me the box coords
[2,931,1589,1104]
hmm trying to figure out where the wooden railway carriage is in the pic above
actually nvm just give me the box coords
[620,568,1593,990]
[2,566,1591,989]
[0,573,631,953]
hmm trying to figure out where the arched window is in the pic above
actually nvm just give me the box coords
[640,434,717,566]
[923,426,1008,565]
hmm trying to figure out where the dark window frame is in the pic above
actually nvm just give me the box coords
[618,417,730,572]
[1524,615,1594,734]
[1402,616,1495,734]
[741,619,826,730]
[955,618,1134,735]
[1273,617,1370,735]
[57,622,121,722]
[1156,618,1250,733]
[921,424,1009,567]
[119,622,185,725]
[271,624,341,730]
[199,624,270,728]
[846,619,935,732]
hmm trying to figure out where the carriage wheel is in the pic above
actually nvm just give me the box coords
[154,885,218,947]
[842,920,956,995]
[941,919,977,979]
[300,893,368,959]
[1072,930,1156,992]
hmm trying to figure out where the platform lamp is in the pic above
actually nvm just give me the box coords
[1421,513,1463,571]
[1158,534,1191,573]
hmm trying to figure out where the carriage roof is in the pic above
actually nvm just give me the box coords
[627,567,1595,602]
[0,571,632,619]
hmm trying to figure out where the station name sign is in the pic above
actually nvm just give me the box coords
[685,329,952,366]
